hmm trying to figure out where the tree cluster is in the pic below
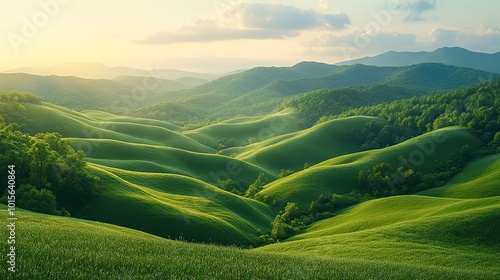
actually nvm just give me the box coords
[0,94,98,216]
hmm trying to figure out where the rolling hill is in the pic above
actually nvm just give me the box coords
[134,62,497,122]
[257,195,500,275]
[337,47,500,73]
[419,153,500,198]
[256,127,483,209]
[2,207,495,279]
[1,76,499,279]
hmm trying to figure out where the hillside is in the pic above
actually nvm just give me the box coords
[2,208,495,279]
[257,195,500,275]
[419,153,500,198]
[337,47,500,73]
[112,75,194,92]
[257,127,483,209]
[134,63,496,122]
[238,116,386,172]
[3,62,217,80]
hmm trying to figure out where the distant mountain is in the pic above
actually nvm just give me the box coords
[3,63,218,80]
[134,62,498,122]
[337,47,500,73]
[112,75,207,92]
[0,73,152,111]
[1,62,496,120]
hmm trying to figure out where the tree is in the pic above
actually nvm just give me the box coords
[245,172,270,198]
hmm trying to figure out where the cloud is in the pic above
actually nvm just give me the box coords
[138,3,350,44]
[429,25,500,52]
[403,0,437,22]
[302,30,418,59]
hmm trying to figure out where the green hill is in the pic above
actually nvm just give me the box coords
[239,116,386,172]
[112,75,193,92]
[257,195,500,275]
[133,63,495,122]
[83,163,274,245]
[1,207,496,279]
[337,47,500,73]
[419,153,500,198]
[69,138,271,185]
[23,103,212,152]
[183,108,304,149]
[257,126,483,209]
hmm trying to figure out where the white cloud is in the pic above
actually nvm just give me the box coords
[429,25,500,52]
[138,3,350,44]
[302,30,418,60]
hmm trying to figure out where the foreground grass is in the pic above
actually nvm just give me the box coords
[258,195,500,276]
[1,208,497,280]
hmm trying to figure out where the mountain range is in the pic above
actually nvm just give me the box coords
[337,47,500,73]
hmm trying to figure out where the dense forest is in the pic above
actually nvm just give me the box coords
[0,92,98,216]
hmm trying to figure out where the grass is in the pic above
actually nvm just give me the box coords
[419,153,500,198]
[183,108,304,148]
[82,163,274,245]
[68,138,272,185]
[24,103,212,152]
[10,102,500,278]
[1,208,497,280]
[257,195,500,276]
[238,116,386,172]
[257,126,483,209]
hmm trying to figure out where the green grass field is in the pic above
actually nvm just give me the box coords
[238,116,386,172]
[257,195,500,276]
[256,126,483,209]
[1,208,497,280]
[7,101,499,278]
[183,108,304,148]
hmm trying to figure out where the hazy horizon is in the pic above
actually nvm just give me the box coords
[2,0,500,73]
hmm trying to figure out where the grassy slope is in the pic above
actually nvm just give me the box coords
[83,163,274,245]
[257,195,500,275]
[238,116,386,172]
[1,208,496,280]
[257,126,483,209]
[68,138,271,185]
[20,103,280,244]
[23,103,212,152]
[182,108,304,148]
[419,153,500,198]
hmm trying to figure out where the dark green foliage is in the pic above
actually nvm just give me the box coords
[260,192,369,244]
[245,173,270,198]
[356,145,478,198]
[216,138,237,150]
[280,85,423,126]
[216,178,248,195]
[270,202,304,241]
[278,168,295,179]
[0,100,99,216]
[0,91,41,126]
[323,78,500,153]
[16,184,59,215]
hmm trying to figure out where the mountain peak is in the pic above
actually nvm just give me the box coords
[337,47,500,73]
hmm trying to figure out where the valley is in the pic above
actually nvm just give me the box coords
[1,49,499,279]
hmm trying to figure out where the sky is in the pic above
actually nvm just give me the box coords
[1,0,500,73]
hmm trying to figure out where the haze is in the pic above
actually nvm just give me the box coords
[1,0,499,73]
